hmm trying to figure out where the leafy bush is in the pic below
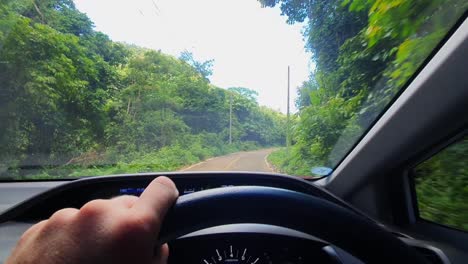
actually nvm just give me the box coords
[0,1,286,180]
[265,0,466,175]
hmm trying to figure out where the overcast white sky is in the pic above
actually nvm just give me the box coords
[73,0,311,113]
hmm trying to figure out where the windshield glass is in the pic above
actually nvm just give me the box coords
[0,0,466,180]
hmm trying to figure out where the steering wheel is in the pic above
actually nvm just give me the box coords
[159,186,426,264]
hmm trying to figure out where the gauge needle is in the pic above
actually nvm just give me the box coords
[216,249,222,260]
[252,257,259,264]
[242,248,247,260]
[230,245,233,257]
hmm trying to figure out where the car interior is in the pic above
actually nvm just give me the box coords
[0,2,467,264]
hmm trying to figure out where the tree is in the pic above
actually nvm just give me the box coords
[261,0,466,175]
[179,50,214,81]
[0,0,288,179]
[228,87,259,103]
[260,0,367,72]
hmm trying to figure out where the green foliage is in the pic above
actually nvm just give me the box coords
[415,137,468,231]
[263,0,465,178]
[179,50,214,81]
[267,148,306,176]
[0,1,286,179]
[261,0,467,228]
[262,0,368,72]
[267,148,289,173]
[22,135,261,180]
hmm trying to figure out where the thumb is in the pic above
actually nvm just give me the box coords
[153,244,170,264]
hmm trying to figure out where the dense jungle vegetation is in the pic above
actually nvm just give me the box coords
[0,0,286,179]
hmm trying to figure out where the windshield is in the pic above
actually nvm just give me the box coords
[0,0,466,180]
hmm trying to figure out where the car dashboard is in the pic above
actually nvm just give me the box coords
[170,224,349,264]
[0,172,450,263]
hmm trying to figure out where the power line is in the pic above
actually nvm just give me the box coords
[150,0,161,16]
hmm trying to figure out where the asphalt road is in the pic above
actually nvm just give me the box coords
[180,148,276,172]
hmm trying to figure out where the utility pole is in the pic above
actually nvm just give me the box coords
[229,92,233,144]
[287,66,291,152]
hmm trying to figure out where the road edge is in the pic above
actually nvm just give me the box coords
[264,149,280,173]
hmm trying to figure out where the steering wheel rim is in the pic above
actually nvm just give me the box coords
[159,186,426,264]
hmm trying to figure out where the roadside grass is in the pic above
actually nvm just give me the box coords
[14,141,264,180]
[267,148,319,178]
[267,148,288,174]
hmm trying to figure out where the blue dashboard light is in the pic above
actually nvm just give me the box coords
[119,188,145,196]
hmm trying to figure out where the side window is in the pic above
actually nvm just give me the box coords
[414,135,468,231]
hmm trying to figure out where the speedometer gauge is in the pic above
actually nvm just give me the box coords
[202,245,268,264]
[168,231,332,264]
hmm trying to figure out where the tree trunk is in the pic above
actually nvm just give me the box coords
[32,1,45,23]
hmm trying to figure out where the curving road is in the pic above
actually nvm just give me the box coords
[180,148,276,172]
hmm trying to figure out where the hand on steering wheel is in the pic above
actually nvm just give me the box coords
[6,177,179,264]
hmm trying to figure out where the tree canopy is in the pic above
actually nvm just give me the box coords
[264,0,467,231]
[179,50,214,81]
[264,0,466,175]
[0,0,286,179]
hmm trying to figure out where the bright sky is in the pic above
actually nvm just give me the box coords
[73,0,311,113]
